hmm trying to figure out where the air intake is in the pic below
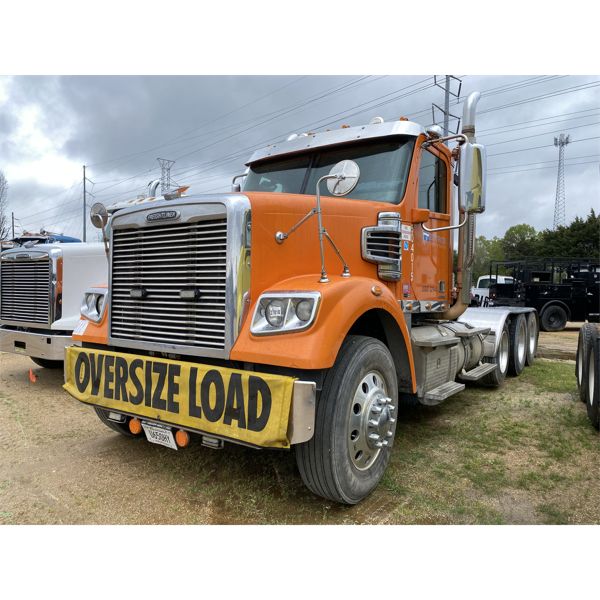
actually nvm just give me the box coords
[361,212,402,281]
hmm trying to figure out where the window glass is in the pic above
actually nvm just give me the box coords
[244,155,310,193]
[478,278,491,288]
[418,150,447,213]
[244,137,415,204]
[305,139,414,204]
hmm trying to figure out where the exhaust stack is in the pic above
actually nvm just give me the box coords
[147,179,161,197]
[441,92,481,320]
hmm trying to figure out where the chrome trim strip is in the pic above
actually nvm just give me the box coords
[400,299,448,313]
[247,120,425,165]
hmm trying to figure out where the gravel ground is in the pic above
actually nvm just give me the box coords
[0,346,598,525]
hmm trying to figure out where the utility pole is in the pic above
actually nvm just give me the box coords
[553,134,570,229]
[443,75,450,137]
[82,165,94,241]
[11,212,14,238]
[432,75,462,144]
[83,165,87,242]
[158,158,176,194]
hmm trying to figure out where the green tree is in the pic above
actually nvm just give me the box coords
[536,209,600,259]
[501,223,539,260]
[472,235,505,280]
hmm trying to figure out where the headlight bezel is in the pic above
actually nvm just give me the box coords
[250,292,320,336]
[80,287,108,323]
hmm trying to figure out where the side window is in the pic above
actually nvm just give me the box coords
[418,150,447,213]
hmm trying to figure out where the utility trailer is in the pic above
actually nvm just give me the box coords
[487,258,600,331]
[65,91,540,504]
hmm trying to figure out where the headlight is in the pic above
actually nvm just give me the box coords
[251,292,320,335]
[80,288,108,323]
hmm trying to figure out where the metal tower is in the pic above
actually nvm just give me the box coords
[157,158,175,194]
[553,134,570,229]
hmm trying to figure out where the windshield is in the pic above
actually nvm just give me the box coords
[244,137,415,204]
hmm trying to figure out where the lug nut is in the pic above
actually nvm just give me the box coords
[369,418,380,427]
[386,431,393,438]
[382,440,389,447]
[389,418,396,424]
[369,433,380,441]
[375,442,383,448]
[372,406,382,414]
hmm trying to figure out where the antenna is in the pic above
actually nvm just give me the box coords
[157,158,176,195]
[553,133,570,229]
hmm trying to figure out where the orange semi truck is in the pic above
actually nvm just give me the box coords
[64,92,539,504]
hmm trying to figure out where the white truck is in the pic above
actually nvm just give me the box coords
[471,274,514,307]
[0,242,107,368]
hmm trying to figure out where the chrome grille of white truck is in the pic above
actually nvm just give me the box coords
[110,217,228,350]
[0,255,51,325]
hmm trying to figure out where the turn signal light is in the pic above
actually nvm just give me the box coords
[175,429,190,448]
[129,418,142,435]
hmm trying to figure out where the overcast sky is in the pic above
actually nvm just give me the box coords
[0,74,598,241]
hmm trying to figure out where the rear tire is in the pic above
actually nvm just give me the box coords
[576,323,595,403]
[94,407,137,437]
[508,314,527,376]
[585,330,599,430]
[30,357,63,369]
[481,323,510,387]
[540,304,568,332]
[525,311,538,367]
[295,335,398,504]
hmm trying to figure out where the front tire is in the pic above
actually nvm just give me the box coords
[295,336,398,504]
[540,304,568,332]
[30,357,63,369]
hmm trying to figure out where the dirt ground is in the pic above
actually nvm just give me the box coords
[0,344,598,524]
[537,322,581,360]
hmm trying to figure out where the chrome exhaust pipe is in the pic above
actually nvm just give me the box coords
[441,92,481,320]
[147,179,161,197]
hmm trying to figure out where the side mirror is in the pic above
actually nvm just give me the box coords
[90,203,109,229]
[231,172,247,193]
[326,160,360,196]
[459,142,486,213]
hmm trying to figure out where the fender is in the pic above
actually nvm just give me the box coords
[231,274,415,387]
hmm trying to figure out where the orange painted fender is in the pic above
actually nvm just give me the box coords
[231,274,415,390]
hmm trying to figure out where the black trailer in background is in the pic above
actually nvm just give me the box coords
[488,257,600,331]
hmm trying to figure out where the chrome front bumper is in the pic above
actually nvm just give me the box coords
[0,327,75,361]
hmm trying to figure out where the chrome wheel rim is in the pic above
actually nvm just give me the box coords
[517,317,527,364]
[589,348,595,406]
[348,371,396,471]
[577,337,583,384]
[499,330,509,373]
[527,313,537,358]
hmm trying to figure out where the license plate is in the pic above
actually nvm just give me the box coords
[141,422,177,450]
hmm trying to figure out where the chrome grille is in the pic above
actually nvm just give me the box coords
[110,217,228,350]
[0,256,51,324]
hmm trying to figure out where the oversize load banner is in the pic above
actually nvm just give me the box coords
[63,347,295,448]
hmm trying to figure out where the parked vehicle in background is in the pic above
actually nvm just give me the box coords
[11,230,82,246]
[487,257,600,331]
[64,92,541,504]
[0,242,106,368]
[471,274,514,307]
[576,323,600,430]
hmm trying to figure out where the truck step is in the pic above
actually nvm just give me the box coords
[422,381,465,405]
[459,362,497,382]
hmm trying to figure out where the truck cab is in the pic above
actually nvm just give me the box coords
[64,92,539,504]
[0,242,107,368]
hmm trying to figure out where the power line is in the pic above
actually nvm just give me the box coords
[488,135,600,157]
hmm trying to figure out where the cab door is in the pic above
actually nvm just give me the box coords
[411,147,452,304]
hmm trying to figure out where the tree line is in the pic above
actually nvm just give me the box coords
[472,209,600,281]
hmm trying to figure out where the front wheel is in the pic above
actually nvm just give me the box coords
[295,336,399,504]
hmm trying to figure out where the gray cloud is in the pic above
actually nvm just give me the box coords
[1,75,599,240]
